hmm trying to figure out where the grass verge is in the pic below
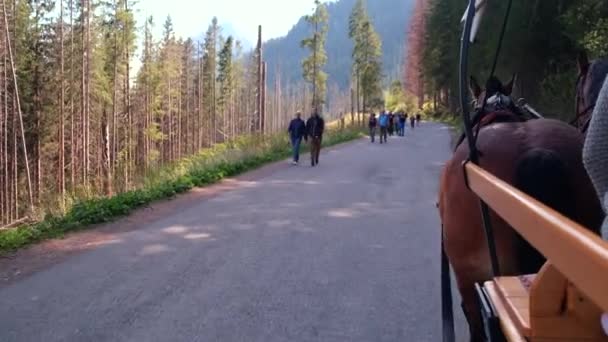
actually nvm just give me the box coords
[428,112,463,148]
[434,113,462,131]
[0,127,365,254]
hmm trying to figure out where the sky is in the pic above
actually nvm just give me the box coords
[136,0,336,46]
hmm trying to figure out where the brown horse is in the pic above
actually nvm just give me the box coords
[438,75,604,341]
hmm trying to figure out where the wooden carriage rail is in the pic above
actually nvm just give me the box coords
[464,162,608,312]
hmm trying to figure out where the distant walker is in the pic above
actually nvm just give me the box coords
[368,113,378,143]
[287,111,306,165]
[306,112,325,167]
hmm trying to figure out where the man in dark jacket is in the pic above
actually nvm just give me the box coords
[306,111,325,167]
[388,112,395,136]
[288,112,306,165]
[368,113,378,143]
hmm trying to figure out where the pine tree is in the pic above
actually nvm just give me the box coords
[301,0,329,113]
[159,15,179,163]
[349,0,366,115]
[349,1,382,114]
[217,36,233,139]
[202,17,219,143]
[180,38,194,155]
[137,16,162,169]
[358,20,382,112]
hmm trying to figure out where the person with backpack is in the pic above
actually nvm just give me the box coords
[378,110,389,144]
[306,111,325,167]
[368,113,378,143]
[287,111,306,165]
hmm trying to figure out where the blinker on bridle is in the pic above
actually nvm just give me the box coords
[573,72,595,133]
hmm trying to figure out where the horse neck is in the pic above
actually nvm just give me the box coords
[475,108,525,129]
[453,109,524,152]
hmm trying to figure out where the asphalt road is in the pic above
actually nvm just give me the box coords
[0,122,467,342]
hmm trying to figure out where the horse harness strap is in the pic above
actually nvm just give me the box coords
[571,104,595,134]
[454,110,527,152]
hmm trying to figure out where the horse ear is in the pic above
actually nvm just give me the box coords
[577,50,590,75]
[470,76,482,99]
[504,73,517,96]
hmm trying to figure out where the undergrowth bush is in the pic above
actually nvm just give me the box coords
[0,127,364,253]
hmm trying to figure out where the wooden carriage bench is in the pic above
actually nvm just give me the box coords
[464,162,608,341]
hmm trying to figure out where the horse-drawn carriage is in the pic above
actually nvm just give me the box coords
[439,1,608,341]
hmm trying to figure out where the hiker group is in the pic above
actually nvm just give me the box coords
[287,111,325,167]
[368,110,420,143]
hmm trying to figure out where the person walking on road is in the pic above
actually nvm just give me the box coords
[378,111,389,144]
[398,113,406,136]
[388,112,395,136]
[410,115,416,129]
[306,111,325,167]
[368,113,378,143]
[287,111,306,165]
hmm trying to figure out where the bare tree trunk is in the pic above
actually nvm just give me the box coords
[32,3,41,205]
[197,42,203,150]
[124,0,131,188]
[277,71,282,134]
[0,86,3,223]
[144,28,151,171]
[3,0,33,211]
[69,0,75,190]
[350,87,355,125]
[111,0,118,181]
[177,69,182,159]
[58,0,66,204]
[1,34,6,223]
[80,0,86,186]
[312,20,318,113]
[255,25,262,133]
[168,77,173,161]
[13,109,16,219]
[356,71,360,120]
[261,62,266,134]
[85,0,91,186]
[184,56,190,155]
[101,108,111,195]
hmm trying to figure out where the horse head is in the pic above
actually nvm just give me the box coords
[575,51,608,133]
[470,74,517,114]
[452,75,521,151]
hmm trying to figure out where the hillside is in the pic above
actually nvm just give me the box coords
[263,0,415,91]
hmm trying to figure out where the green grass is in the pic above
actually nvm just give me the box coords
[433,113,462,130]
[0,127,365,253]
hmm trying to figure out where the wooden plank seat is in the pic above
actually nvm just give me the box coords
[484,263,608,341]
[463,163,608,340]
[494,276,532,337]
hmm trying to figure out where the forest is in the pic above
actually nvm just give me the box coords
[407,0,608,119]
[264,0,413,92]
[0,0,272,226]
[0,0,386,236]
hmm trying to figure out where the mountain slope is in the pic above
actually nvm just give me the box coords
[264,0,415,91]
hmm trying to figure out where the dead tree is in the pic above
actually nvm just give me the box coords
[2,0,33,211]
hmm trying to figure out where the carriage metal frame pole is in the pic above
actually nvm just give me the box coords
[459,0,501,278]
[439,3,483,340]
